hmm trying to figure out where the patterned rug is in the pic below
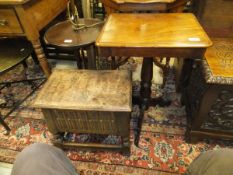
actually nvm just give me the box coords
[0,59,233,175]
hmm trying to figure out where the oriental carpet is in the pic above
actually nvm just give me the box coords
[0,59,232,175]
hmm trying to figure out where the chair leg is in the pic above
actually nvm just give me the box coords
[75,49,83,69]
[0,113,10,134]
[111,56,117,69]
[86,45,97,70]
[81,49,88,69]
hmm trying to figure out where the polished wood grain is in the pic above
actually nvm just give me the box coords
[22,0,66,31]
[44,19,103,69]
[44,19,103,48]
[96,13,212,49]
[0,0,68,77]
[205,38,233,77]
[33,69,132,112]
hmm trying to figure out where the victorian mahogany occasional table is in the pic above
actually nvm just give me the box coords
[96,13,212,146]
[44,19,103,70]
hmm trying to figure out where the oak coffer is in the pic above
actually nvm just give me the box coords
[32,69,132,153]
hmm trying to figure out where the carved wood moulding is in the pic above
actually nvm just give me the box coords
[203,60,233,85]
[204,38,233,85]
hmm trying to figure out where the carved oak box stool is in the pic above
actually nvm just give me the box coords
[32,69,132,153]
[185,38,233,142]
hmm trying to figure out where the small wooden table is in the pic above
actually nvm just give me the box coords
[96,13,212,146]
[0,0,68,77]
[100,0,188,15]
[44,19,103,69]
[32,69,132,154]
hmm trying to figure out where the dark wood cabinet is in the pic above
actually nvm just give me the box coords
[184,38,233,142]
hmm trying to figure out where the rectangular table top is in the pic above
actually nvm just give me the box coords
[96,13,212,49]
[32,69,132,112]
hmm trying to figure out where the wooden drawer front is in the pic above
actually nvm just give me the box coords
[0,9,23,34]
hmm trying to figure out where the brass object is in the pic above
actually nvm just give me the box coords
[67,0,103,31]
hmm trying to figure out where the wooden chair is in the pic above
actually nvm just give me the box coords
[100,0,188,15]
[0,37,44,134]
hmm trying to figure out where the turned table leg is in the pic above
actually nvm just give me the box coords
[135,57,153,146]
[86,44,97,70]
[140,57,153,110]
[32,39,51,77]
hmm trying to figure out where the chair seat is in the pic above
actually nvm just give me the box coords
[101,0,187,14]
[0,38,33,74]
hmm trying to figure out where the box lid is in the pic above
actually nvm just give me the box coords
[32,69,132,112]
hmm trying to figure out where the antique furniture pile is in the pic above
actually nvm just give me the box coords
[1,0,232,155]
